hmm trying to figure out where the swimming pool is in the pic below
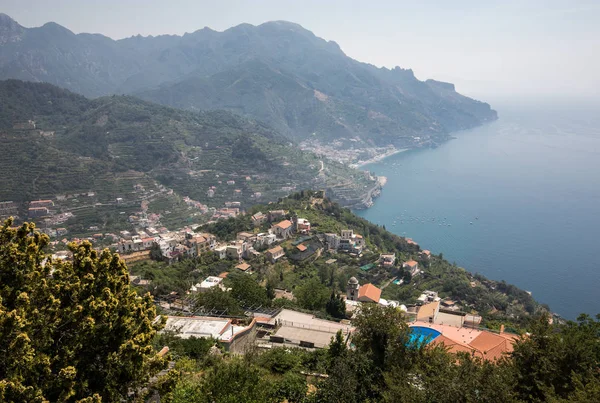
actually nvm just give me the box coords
[408,326,441,346]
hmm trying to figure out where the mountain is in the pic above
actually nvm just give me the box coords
[0,80,377,229]
[0,14,497,147]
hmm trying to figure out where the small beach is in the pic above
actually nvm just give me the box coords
[353,148,409,169]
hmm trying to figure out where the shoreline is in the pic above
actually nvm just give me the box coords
[352,148,409,169]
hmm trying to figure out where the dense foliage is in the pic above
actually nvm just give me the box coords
[0,220,165,402]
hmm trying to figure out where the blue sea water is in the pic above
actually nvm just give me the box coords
[356,102,600,319]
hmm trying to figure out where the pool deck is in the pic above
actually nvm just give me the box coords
[409,321,518,360]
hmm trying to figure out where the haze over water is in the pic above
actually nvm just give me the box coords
[357,102,600,319]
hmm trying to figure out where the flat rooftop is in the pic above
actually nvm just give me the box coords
[274,326,342,348]
[163,316,230,339]
[270,309,352,333]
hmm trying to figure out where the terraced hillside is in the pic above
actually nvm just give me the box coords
[0,80,376,217]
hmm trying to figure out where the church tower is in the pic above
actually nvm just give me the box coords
[347,276,360,301]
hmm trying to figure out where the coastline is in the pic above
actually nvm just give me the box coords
[352,148,409,169]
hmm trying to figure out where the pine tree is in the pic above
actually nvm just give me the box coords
[0,220,166,402]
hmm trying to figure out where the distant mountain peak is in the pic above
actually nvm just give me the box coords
[0,13,18,25]
[0,13,24,44]
[40,21,75,36]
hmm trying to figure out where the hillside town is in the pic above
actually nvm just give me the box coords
[1,183,524,363]
[84,198,511,359]
[2,187,520,357]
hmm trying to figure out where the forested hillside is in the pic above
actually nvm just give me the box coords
[0,80,374,212]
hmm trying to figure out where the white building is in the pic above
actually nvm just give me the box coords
[190,276,225,293]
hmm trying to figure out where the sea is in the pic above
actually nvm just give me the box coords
[356,101,600,320]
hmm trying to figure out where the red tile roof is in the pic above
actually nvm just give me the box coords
[296,244,307,252]
[235,263,251,271]
[276,220,293,229]
[267,245,284,255]
[358,283,381,303]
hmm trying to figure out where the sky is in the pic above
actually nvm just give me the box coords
[2,0,599,102]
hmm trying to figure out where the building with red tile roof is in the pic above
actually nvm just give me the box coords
[358,283,381,303]
[272,219,294,239]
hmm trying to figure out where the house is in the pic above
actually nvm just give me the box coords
[406,237,418,246]
[185,234,213,256]
[341,229,354,240]
[237,232,256,242]
[256,232,277,247]
[403,260,420,276]
[296,218,311,234]
[28,207,49,217]
[236,262,251,272]
[272,220,293,239]
[411,322,517,361]
[416,301,441,323]
[251,212,267,227]
[358,283,382,304]
[190,276,224,293]
[266,245,285,263]
[162,316,257,353]
[226,245,243,261]
[338,229,364,254]
[379,253,396,267]
[324,233,340,250]
[30,200,54,208]
[417,290,440,305]
[421,249,432,259]
[339,238,363,255]
[214,245,228,259]
[296,244,307,252]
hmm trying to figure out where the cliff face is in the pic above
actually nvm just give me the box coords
[0,15,497,146]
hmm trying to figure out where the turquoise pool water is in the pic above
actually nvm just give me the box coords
[409,326,441,346]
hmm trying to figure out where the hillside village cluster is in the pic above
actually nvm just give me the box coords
[114,204,512,360]
[2,192,516,361]
[0,182,258,245]
[155,209,514,359]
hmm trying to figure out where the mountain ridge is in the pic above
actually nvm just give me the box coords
[0,15,497,147]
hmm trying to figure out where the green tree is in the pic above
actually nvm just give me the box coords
[269,372,308,403]
[511,313,600,402]
[230,274,269,308]
[0,220,165,402]
[325,291,346,319]
[169,359,272,403]
[294,278,330,311]
[327,330,348,364]
[351,304,409,371]
[194,287,243,315]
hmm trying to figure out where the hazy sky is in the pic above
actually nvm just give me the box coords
[2,0,599,101]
